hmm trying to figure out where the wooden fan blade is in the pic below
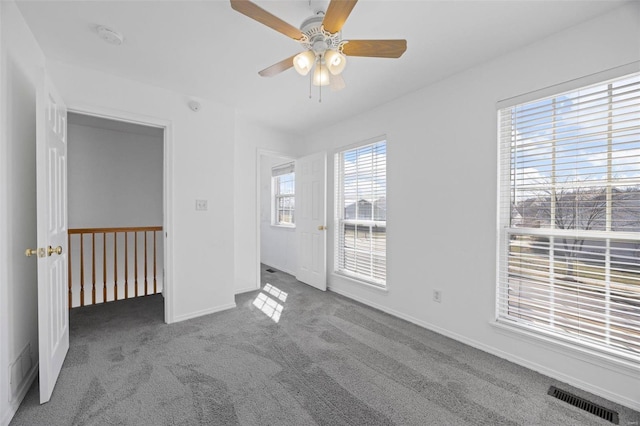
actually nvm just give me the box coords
[230,0,303,40]
[342,39,407,58]
[322,0,358,34]
[258,55,296,77]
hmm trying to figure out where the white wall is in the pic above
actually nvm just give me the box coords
[48,61,237,323]
[67,119,164,306]
[298,3,640,410]
[0,1,44,423]
[233,115,298,294]
[68,119,163,228]
[260,155,297,275]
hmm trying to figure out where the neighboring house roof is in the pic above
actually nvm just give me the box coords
[345,198,386,220]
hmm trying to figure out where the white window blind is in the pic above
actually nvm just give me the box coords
[336,140,387,286]
[272,162,295,226]
[497,72,640,361]
[272,162,295,177]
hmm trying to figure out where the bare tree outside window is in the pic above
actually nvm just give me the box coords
[513,183,640,279]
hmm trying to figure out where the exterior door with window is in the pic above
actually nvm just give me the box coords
[295,152,327,290]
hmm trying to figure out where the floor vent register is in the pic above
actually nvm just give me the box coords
[548,386,619,424]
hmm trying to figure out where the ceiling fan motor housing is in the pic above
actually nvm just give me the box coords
[299,14,343,56]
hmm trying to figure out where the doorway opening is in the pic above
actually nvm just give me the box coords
[66,112,165,319]
[256,150,327,292]
[258,151,298,282]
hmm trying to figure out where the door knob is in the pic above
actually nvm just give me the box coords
[48,245,63,256]
[317,225,327,231]
[25,248,45,258]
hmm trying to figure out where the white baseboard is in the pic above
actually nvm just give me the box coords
[234,285,259,295]
[170,302,237,323]
[327,285,640,412]
[280,268,296,276]
[1,407,11,426]
[2,362,38,426]
[262,263,295,277]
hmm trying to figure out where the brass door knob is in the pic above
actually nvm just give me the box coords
[25,248,38,257]
[48,245,63,256]
[317,225,327,231]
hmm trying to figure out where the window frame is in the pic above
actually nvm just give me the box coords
[496,68,640,364]
[271,164,295,228]
[334,138,387,287]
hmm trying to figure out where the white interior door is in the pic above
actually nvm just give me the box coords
[295,152,326,290]
[36,71,69,403]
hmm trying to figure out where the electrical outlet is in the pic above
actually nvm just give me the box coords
[433,290,442,303]
[195,199,208,211]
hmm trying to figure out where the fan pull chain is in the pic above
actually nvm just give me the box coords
[318,55,323,103]
[309,71,312,99]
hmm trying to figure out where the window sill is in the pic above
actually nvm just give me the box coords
[332,272,388,293]
[270,224,295,229]
[491,319,640,376]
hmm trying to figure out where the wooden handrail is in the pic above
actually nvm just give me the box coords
[68,226,162,234]
[67,226,163,308]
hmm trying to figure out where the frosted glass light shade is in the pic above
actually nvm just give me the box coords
[293,51,316,76]
[313,64,330,86]
[329,73,345,92]
[325,50,347,75]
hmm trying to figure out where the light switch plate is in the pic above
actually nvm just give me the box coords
[195,199,208,211]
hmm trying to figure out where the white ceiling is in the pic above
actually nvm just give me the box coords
[17,0,628,135]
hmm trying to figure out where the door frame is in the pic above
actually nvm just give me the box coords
[65,104,175,323]
[0,6,10,415]
[255,148,297,289]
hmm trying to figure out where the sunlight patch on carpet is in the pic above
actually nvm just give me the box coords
[264,283,288,302]
[253,284,286,322]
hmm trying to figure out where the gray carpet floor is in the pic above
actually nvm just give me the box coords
[10,265,640,425]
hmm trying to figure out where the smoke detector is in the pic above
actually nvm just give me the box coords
[96,26,124,45]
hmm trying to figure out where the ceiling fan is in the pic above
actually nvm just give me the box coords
[230,0,407,97]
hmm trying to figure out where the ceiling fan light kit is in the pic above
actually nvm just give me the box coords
[230,0,407,100]
[293,50,315,76]
[324,49,347,75]
[329,73,346,92]
[313,63,330,87]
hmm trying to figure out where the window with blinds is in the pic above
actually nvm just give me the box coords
[272,162,295,226]
[335,140,387,286]
[497,72,640,361]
